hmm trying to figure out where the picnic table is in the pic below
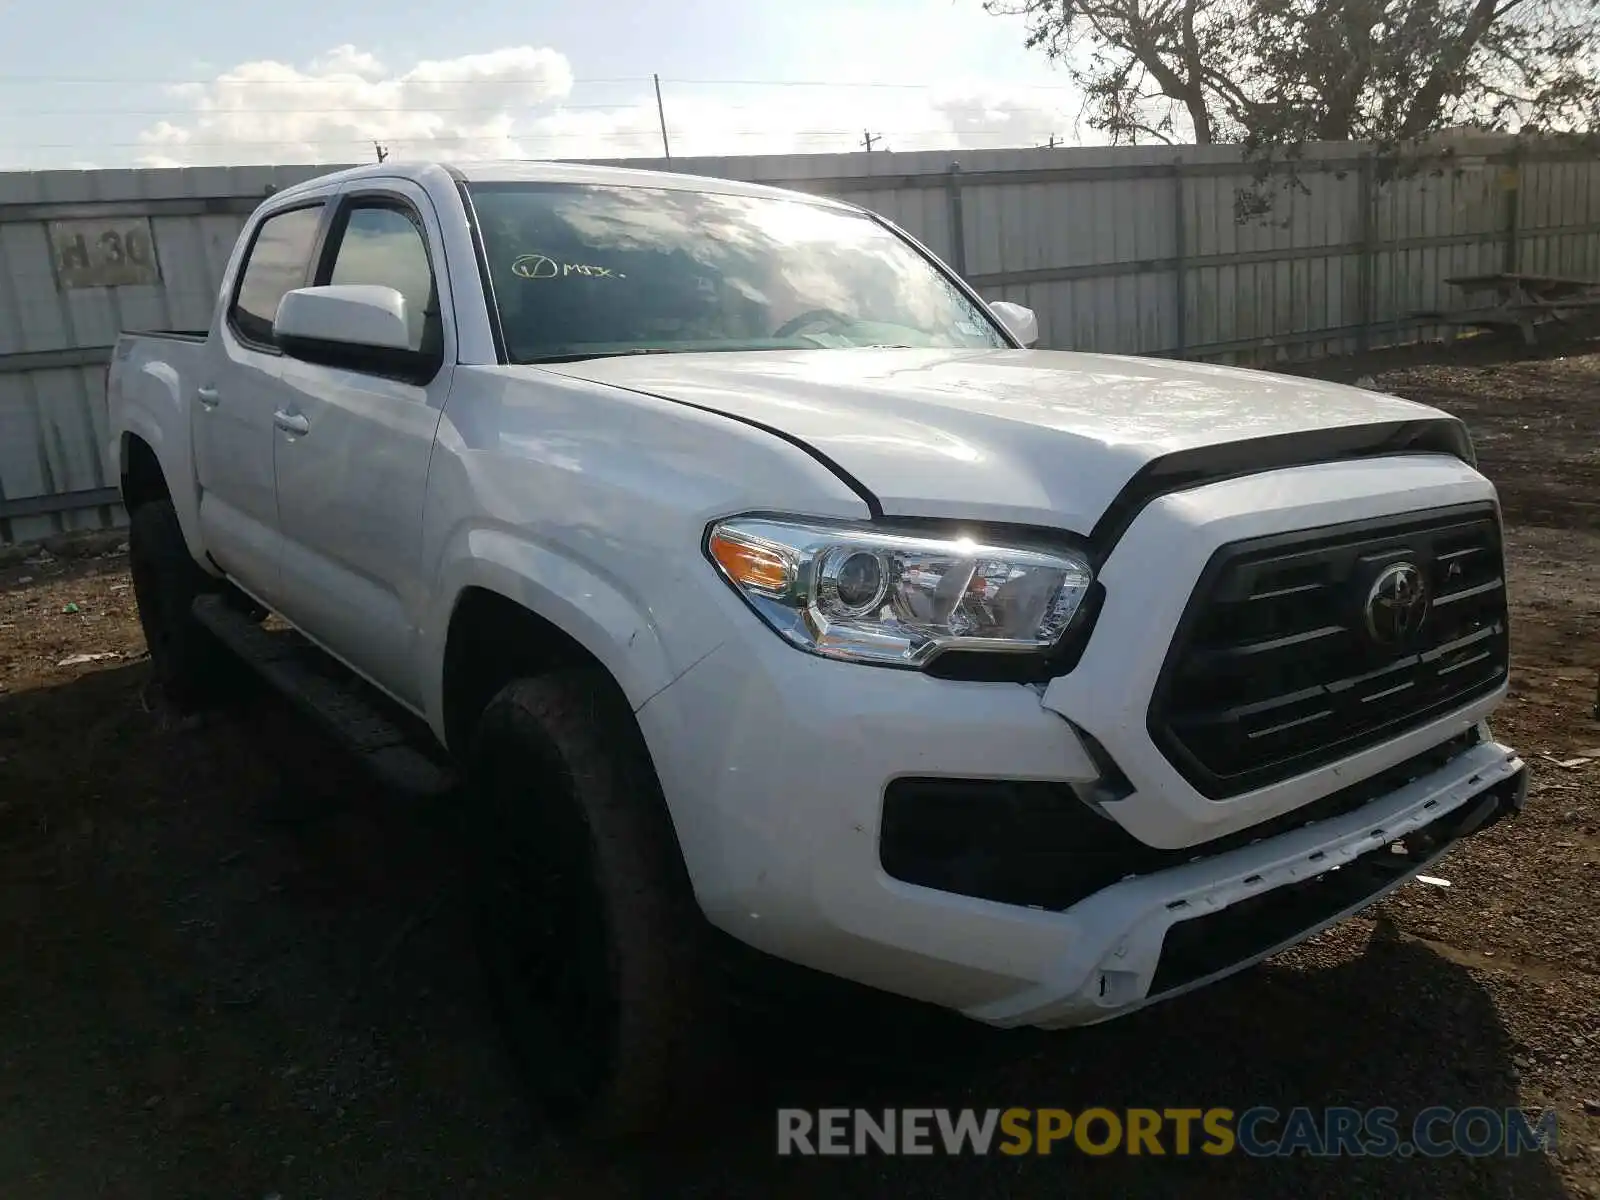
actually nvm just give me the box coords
[1415,271,1600,346]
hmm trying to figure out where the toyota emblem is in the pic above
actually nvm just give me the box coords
[1365,561,1430,644]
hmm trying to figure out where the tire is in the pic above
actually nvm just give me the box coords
[464,669,720,1140]
[128,499,238,709]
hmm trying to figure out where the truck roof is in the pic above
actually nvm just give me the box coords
[265,159,855,210]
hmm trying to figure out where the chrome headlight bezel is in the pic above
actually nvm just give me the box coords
[704,514,1102,676]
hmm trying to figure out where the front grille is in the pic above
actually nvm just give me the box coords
[1149,503,1509,799]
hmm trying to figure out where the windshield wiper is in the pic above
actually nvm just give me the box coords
[518,347,684,365]
[519,342,919,365]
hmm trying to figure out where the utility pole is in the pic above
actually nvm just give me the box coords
[373,141,389,163]
[1040,133,1061,149]
[862,130,881,153]
[653,74,672,163]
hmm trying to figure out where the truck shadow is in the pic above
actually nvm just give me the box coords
[0,664,1571,1199]
[659,932,1568,1197]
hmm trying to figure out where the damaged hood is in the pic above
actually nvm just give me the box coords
[543,347,1468,533]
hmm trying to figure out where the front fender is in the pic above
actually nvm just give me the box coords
[418,523,692,737]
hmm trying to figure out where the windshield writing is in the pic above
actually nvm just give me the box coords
[467,183,1007,362]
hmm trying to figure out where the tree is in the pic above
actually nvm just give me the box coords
[987,0,1599,155]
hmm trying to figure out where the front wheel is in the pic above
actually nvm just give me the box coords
[465,669,722,1139]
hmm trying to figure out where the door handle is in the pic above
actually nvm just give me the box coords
[273,410,310,436]
[196,386,220,408]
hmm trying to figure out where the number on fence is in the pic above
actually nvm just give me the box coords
[47,218,163,289]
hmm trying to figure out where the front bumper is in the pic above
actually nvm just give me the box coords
[641,629,1522,1024]
[637,453,1517,1025]
[971,740,1524,1028]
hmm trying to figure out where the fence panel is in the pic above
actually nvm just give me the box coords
[3,138,1597,542]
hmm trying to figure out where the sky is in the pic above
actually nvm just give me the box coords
[0,0,1096,172]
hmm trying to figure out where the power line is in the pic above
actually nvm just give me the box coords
[6,98,1075,120]
[0,72,1083,92]
[12,126,1076,152]
[667,78,1082,91]
[0,72,1082,164]
[7,101,669,118]
[0,73,654,86]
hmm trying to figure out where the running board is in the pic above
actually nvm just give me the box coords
[191,594,456,799]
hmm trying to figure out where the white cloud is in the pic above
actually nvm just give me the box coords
[137,44,574,167]
[135,45,1083,168]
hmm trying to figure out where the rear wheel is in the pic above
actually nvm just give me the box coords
[128,499,239,709]
[465,669,721,1139]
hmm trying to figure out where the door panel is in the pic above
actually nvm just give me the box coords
[272,360,447,704]
[193,202,326,606]
[271,184,454,708]
[193,342,283,600]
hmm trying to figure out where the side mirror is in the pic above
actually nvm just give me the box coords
[273,285,435,382]
[989,300,1039,348]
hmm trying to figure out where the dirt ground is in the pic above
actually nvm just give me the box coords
[1,337,1597,1199]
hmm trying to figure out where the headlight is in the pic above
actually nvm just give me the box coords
[706,517,1094,668]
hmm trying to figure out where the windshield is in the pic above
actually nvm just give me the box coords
[466,182,1009,363]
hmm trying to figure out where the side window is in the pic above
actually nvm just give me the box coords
[326,204,438,354]
[230,205,323,347]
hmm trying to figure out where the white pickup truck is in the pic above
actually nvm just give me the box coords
[108,159,1526,1136]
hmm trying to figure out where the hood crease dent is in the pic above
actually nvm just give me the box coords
[539,348,1471,535]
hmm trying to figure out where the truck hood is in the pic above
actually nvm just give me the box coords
[542,348,1468,535]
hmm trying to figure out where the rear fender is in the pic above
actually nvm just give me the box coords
[115,353,211,573]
